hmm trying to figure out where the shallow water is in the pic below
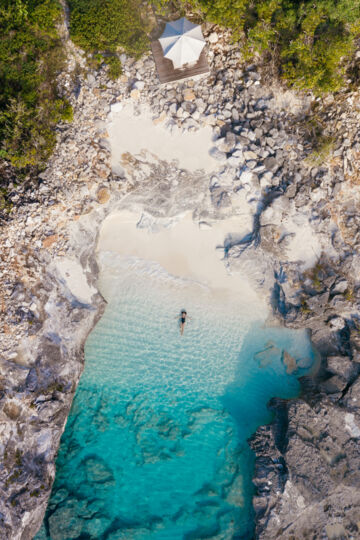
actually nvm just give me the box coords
[36,258,315,540]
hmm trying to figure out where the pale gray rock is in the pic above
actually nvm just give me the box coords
[306,292,329,314]
[327,355,357,381]
[231,108,239,123]
[331,279,348,294]
[227,155,243,168]
[86,73,96,87]
[208,32,219,44]
[285,183,297,199]
[320,374,348,394]
[132,80,144,90]
[252,397,360,539]
[246,160,257,170]
[209,147,227,161]
[211,188,231,209]
[343,377,360,411]
[328,315,346,330]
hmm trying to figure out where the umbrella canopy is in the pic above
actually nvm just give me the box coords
[159,17,206,70]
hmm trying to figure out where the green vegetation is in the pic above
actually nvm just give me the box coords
[106,55,123,80]
[306,135,336,166]
[153,0,360,93]
[15,449,22,467]
[344,287,355,302]
[300,299,311,314]
[67,0,149,71]
[306,261,326,291]
[0,0,72,170]
[1,0,359,176]
[0,187,12,212]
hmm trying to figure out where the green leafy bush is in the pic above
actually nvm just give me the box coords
[106,56,123,80]
[0,0,72,170]
[152,0,360,93]
[68,0,149,73]
[274,0,360,92]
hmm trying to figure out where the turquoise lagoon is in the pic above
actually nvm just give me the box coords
[36,257,315,540]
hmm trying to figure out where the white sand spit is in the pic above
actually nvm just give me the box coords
[98,210,267,310]
[108,103,219,173]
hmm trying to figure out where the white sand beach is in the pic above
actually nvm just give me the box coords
[102,102,267,312]
[97,210,267,311]
[107,103,219,173]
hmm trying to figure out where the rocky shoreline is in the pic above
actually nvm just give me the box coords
[0,19,359,540]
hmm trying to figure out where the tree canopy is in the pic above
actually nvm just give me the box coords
[0,0,359,175]
[0,0,72,170]
[154,0,360,93]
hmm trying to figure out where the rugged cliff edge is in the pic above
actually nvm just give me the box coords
[0,22,359,540]
[250,260,360,538]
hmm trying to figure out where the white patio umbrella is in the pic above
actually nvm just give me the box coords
[159,17,206,69]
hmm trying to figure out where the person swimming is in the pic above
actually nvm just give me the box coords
[179,310,188,335]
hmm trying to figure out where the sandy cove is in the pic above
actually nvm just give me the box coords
[1,34,360,540]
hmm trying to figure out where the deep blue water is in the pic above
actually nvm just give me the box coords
[36,260,314,540]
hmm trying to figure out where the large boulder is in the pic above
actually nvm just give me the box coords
[327,355,358,381]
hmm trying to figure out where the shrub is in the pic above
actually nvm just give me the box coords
[277,1,359,92]
[152,0,360,93]
[68,0,149,74]
[106,55,123,80]
[306,135,335,167]
[0,0,72,171]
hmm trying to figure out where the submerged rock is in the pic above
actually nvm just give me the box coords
[254,342,281,368]
[83,456,115,486]
[48,501,85,540]
[282,350,297,374]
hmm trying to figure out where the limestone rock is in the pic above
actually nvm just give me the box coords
[97,187,110,204]
[328,316,346,330]
[252,399,360,539]
[327,355,357,381]
[130,89,140,100]
[209,147,227,161]
[132,80,144,90]
[331,279,348,294]
[320,374,347,394]
[208,32,219,44]
[42,234,58,249]
[343,377,360,411]
[183,89,196,101]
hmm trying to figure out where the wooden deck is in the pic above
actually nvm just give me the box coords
[151,40,210,84]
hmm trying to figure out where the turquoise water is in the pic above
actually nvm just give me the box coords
[36,258,314,540]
